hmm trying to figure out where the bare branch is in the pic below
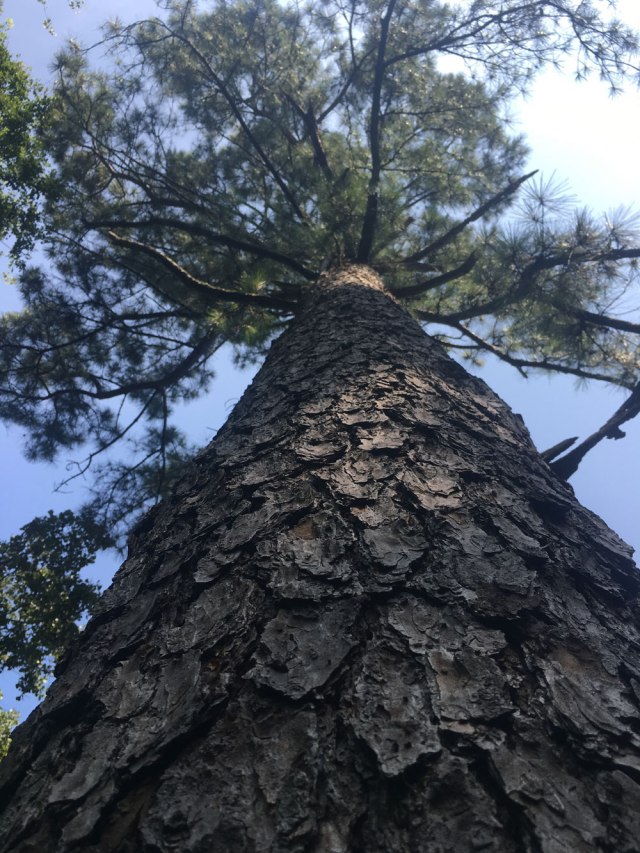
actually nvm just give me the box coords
[541,436,578,463]
[551,382,640,480]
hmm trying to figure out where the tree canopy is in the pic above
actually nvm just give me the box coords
[0,509,108,697]
[1,0,640,547]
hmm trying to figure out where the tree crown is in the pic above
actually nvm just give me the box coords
[2,0,640,539]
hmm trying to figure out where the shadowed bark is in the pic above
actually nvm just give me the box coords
[1,265,640,852]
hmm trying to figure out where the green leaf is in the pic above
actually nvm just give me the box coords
[0,509,111,696]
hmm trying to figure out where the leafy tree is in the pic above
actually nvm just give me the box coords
[0,694,18,760]
[0,509,109,696]
[0,9,51,264]
[0,0,89,265]
[2,0,639,548]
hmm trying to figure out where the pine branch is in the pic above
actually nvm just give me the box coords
[1,327,222,404]
[357,0,398,263]
[56,395,160,489]
[317,16,376,125]
[88,216,316,280]
[416,245,640,324]
[442,320,529,378]
[390,254,478,298]
[495,245,640,319]
[282,93,334,181]
[527,246,640,276]
[384,7,507,66]
[423,317,628,386]
[106,232,298,312]
[0,307,193,364]
[415,301,506,324]
[384,2,639,90]
[404,170,538,265]
[551,382,640,480]
[549,303,640,335]
[164,25,310,226]
[84,125,215,217]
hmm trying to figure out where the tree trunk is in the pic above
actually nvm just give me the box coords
[2,264,640,852]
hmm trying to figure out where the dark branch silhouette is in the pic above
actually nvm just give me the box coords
[282,93,334,181]
[357,0,397,262]
[390,254,478,298]
[415,245,640,324]
[551,382,640,479]
[551,305,640,336]
[540,436,578,463]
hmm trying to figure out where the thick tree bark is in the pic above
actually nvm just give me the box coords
[2,265,640,852]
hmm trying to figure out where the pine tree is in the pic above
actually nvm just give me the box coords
[2,0,639,541]
[1,1,640,849]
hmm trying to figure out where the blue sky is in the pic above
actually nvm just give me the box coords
[2,0,640,718]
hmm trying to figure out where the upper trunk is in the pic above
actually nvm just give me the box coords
[2,265,640,852]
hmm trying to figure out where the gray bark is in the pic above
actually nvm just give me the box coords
[2,265,640,852]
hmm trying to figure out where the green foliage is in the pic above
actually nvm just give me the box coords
[0,692,18,760]
[0,510,111,696]
[0,17,51,264]
[0,0,639,541]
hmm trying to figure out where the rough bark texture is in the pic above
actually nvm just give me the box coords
[2,265,640,852]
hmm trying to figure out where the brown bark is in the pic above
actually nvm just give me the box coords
[2,265,640,852]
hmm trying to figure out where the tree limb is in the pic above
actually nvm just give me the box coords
[540,436,578,463]
[552,305,640,336]
[1,327,222,404]
[282,92,334,181]
[88,216,316,280]
[551,382,640,480]
[163,24,310,225]
[415,244,640,324]
[422,317,629,386]
[404,170,538,265]
[529,246,640,275]
[390,254,478,298]
[357,0,398,263]
[106,232,299,312]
